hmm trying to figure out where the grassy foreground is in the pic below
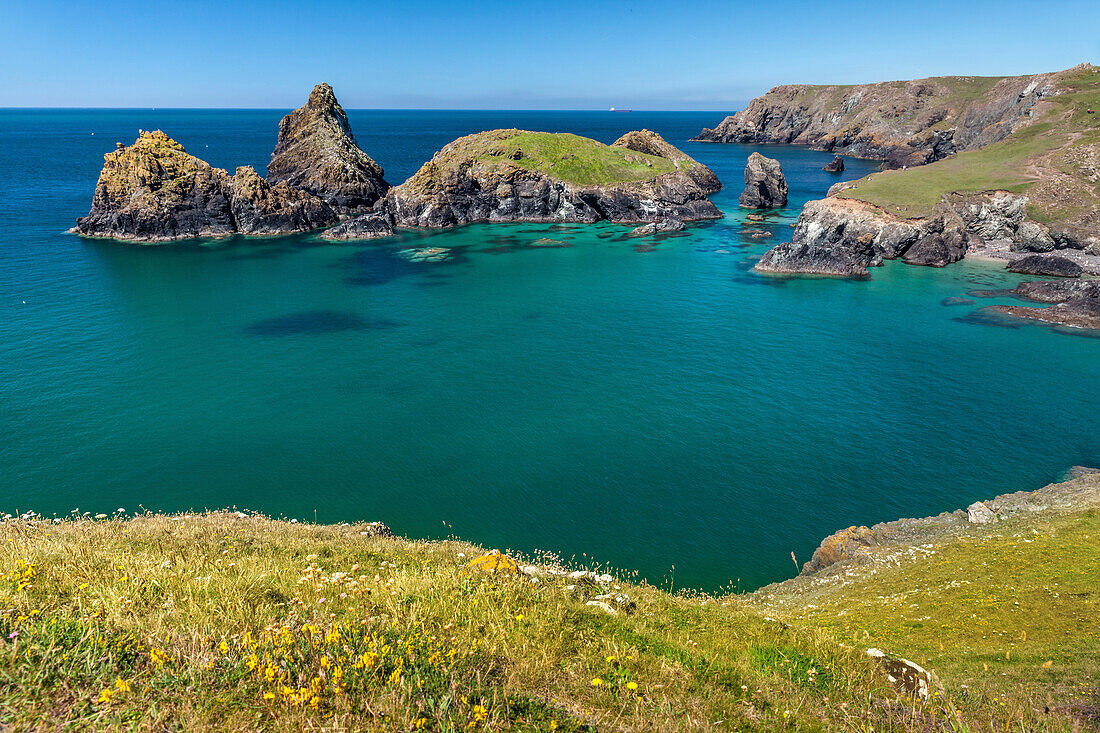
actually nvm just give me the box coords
[1,508,1097,731]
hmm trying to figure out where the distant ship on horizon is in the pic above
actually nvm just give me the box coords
[609,106,632,112]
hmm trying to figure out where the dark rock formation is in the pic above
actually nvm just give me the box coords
[381,129,721,228]
[739,152,787,208]
[321,212,394,241]
[627,218,685,236]
[611,129,721,194]
[1007,254,1083,277]
[992,276,1100,329]
[73,131,336,241]
[692,68,1076,169]
[902,227,968,267]
[822,155,845,173]
[266,83,389,214]
[1013,220,1056,252]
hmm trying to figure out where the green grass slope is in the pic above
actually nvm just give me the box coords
[1,498,1097,730]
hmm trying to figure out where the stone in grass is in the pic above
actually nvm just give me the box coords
[866,648,938,702]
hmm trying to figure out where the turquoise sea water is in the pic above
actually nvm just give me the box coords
[2,109,1098,591]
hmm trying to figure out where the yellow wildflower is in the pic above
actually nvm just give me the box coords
[590,677,603,686]
[114,678,131,693]
[627,681,638,691]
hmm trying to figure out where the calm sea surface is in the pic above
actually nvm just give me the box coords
[2,109,1098,591]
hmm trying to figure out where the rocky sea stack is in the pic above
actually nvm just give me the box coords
[72,131,337,241]
[739,152,787,209]
[377,129,721,228]
[266,84,389,215]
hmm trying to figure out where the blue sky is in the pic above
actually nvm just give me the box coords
[1,0,1097,109]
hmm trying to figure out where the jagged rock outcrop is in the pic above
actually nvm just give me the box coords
[753,191,1073,277]
[627,217,685,236]
[739,152,787,208]
[72,131,336,241]
[380,129,722,228]
[611,129,722,194]
[320,212,394,241]
[266,83,389,214]
[693,67,1080,169]
[1007,253,1083,277]
[823,155,845,173]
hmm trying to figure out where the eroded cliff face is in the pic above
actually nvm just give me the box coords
[611,129,722,194]
[72,131,336,241]
[693,69,1074,168]
[266,83,389,214]
[376,129,722,229]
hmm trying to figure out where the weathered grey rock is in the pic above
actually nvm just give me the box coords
[822,155,845,173]
[866,649,937,702]
[950,191,1027,241]
[1013,279,1100,302]
[967,501,995,524]
[1007,254,1083,277]
[1013,220,1056,252]
[321,212,394,240]
[628,217,685,236]
[993,295,1100,330]
[267,83,389,214]
[903,226,968,267]
[739,152,788,208]
[73,131,336,242]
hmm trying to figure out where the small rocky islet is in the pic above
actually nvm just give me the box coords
[73,85,722,243]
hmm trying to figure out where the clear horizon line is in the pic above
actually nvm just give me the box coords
[0,106,743,113]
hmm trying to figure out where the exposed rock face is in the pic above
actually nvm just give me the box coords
[967,501,995,524]
[753,191,1068,277]
[381,129,721,228]
[73,131,336,241]
[739,152,787,208]
[693,69,1073,169]
[1013,220,1056,252]
[822,155,845,173]
[1013,278,1100,302]
[611,129,721,193]
[800,526,879,575]
[866,649,937,702]
[1007,254,1083,277]
[320,212,394,241]
[267,83,389,214]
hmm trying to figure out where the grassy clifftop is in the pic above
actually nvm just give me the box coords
[2,480,1098,730]
[835,64,1100,229]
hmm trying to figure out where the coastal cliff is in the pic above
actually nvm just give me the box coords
[376,129,721,228]
[693,67,1075,168]
[72,131,337,241]
[266,83,389,215]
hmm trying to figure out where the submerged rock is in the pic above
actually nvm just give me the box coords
[266,83,389,214]
[381,129,721,228]
[1007,254,1083,277]
[822,155,845,173]
[73,131,336,241]
[739,152,788,209]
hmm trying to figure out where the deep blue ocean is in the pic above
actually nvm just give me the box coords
[2,109,1098,591]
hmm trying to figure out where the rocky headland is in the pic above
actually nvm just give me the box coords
[371,128,722,229]
[979,277,1100,330]
[72,131,337,241]
[692,67,1076,168]
[266,83,390,215]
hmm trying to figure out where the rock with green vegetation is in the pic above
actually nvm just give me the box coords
[266,83,389,215]
[739,152,787,208]
[72,131,337,241]
[381,129,722,228]
[692,67,1069,168]
[610,128,721,193]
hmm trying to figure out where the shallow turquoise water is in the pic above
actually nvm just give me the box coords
[2,110,1098,591]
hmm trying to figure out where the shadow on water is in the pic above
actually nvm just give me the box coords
[940,297,977,307]
[336,245,466,287]
[242,310,404,336]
